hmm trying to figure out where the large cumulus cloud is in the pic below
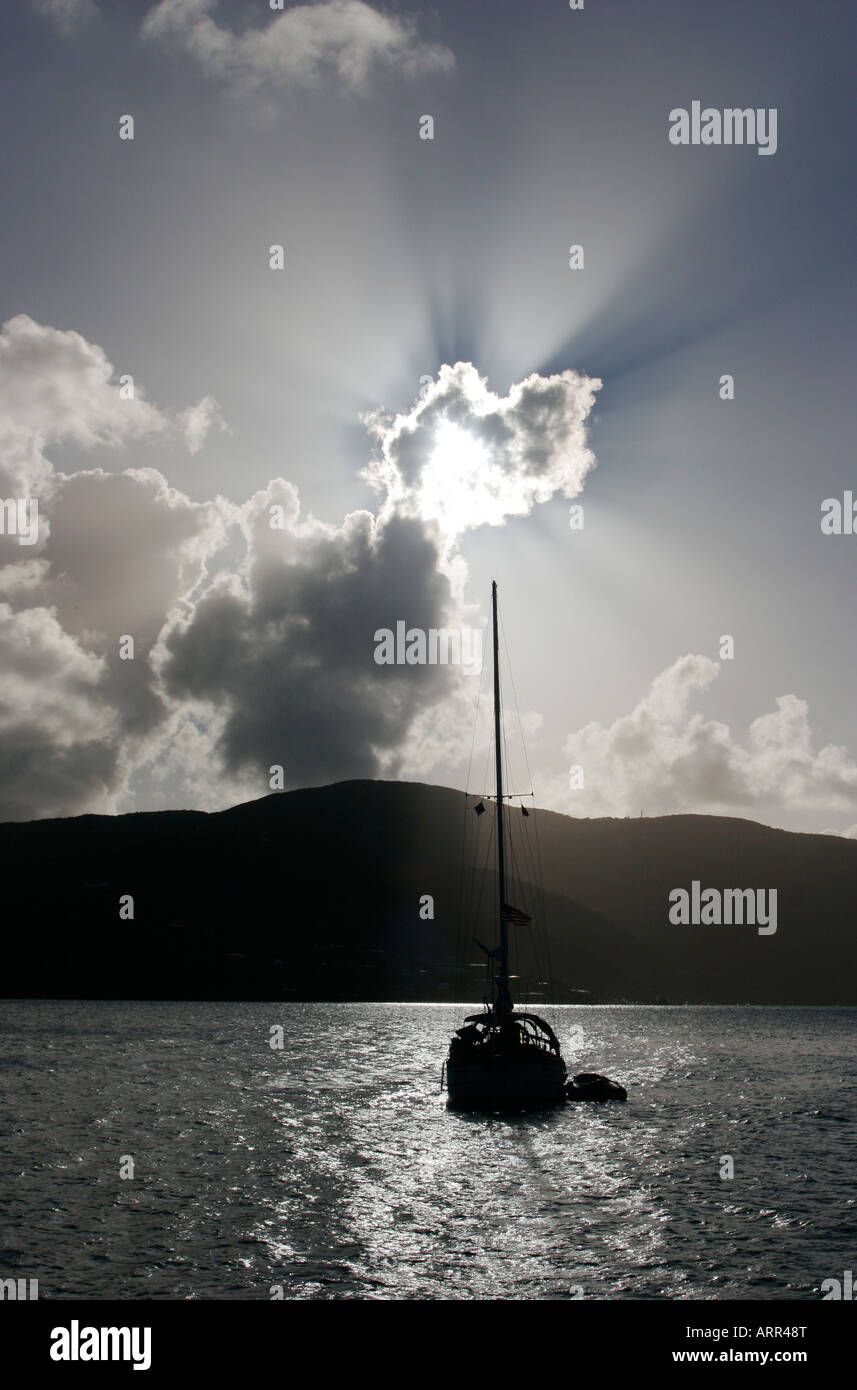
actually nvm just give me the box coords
[551,654,857,821]
[0,315,602,820]
[362,361,601,546]
[150,362,603,796]
[156,489,456,787]
[4,310,856,832]
[0,315,228,818]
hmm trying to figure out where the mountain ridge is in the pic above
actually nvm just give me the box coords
[3,779,855,1004]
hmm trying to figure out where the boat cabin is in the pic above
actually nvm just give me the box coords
[450,1011,562,1062]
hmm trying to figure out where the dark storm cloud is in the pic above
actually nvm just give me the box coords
[0,313,603,817]
[158,493,456,786]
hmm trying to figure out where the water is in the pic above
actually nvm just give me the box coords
[1,1002,854,1300]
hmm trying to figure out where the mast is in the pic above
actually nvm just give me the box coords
[492,581,512,1016]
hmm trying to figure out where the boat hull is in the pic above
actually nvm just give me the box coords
[447,1055,567,1111]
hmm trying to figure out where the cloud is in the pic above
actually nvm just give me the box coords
[153,361,601,794]
[0,334,599,819]
[4,319,854,835]
[142,0,454,98]
[0,462,228,753]
[0,602,117,821]
[0,315,223,470]
[179,395,228,454]
[0,316,230,819]
[31,0,98,36]
[0,315,166,459]
[0,462,229,817]
[551,655,857,820]
[362,361,601,547]
[156,484,457,789]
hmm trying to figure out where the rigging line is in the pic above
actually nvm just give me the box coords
[463,714,493,1006]
[507,822,545,1006]
[506,797,544,1004]
[499,606,556,1000]
[463,625,488,795]
[456,790,476,1011]
[460,782,496,1012]
[506,824,531,997]
[459,802,484,1014]
[499,682,516,974]
[531,807,556,1002]
[499,604,536,807]
[455,797,472,1008]
[498,616,528,994]
[508,779,554,1004]
[455,619,491,1020]
[515,794,549,997]
[498,603,557,1004]
[480,712,493,800]
[468,813,496,1002]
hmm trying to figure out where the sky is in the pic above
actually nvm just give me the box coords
[1,0,856,834]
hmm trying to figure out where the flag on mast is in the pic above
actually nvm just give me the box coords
[501,903,532,926]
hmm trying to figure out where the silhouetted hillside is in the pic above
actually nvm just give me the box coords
[2,780,855,1002]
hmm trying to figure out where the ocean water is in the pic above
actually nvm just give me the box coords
[0,1002,854,1301]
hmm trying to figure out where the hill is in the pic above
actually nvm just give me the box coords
[2,780,855,1002]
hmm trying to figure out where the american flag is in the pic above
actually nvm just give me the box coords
[501,903,532,926]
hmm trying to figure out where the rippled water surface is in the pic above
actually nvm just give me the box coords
[1,1002,854,1299]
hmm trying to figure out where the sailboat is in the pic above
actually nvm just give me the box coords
[443,580,569,1111]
